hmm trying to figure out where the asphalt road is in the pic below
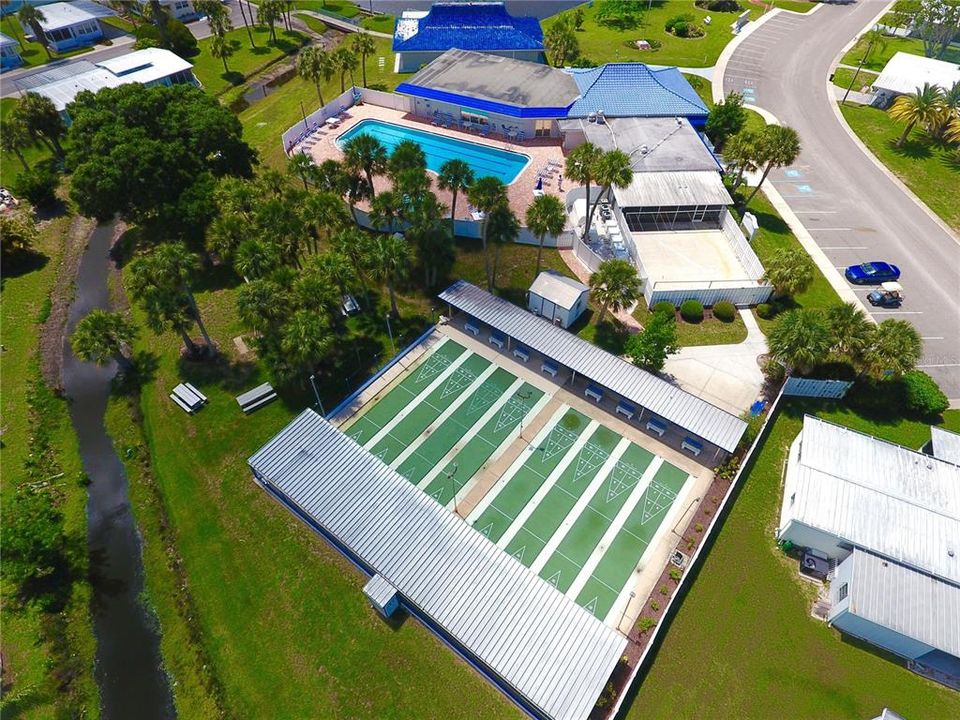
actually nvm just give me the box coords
[722,1,960,400]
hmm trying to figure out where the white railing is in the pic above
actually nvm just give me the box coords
[722,208,766,281]
[281,87,357,152]
[572,234,604,273]
[359,87,412,113]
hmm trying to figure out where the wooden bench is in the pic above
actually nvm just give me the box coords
[616,400,635,420]
[464,320,480,336]
[488,333,505,349]
[237,382,277,414]
[169,392,196,414]
[681,437,704,456]
[541,361,558,378]
[585,384,603,403]
[513,346,530,362]
[646,417,667,436]
[170,383,207,413]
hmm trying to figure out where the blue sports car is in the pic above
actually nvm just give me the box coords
[844,261,901,284]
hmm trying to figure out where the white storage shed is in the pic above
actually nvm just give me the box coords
[527,271,589,329]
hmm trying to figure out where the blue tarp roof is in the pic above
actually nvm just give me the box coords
[395,83,568,119]
[393,2,543,53]
[565,64,709,119]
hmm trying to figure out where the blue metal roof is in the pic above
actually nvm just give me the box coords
[393,2,543,53]
[395,82,569,119]
[565,64,709,119]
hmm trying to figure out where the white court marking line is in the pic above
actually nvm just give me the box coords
[529,439,632,575]
[362,349,473,450]
[414,377,525,490]
[447,392,553,512]
[388,365,498,469]
[466,404,570,523]
[565,458,664,601]
[602,472,696,627]
[496,421,600,550]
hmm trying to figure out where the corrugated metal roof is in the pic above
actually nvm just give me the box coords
[393,2,543,53]
[249,410,627,720]
[565,64,708,120]
[363,573,398,608]
[873,51,960,95]
[35,0,113,30]
[787,416,960,583]
[931,426,960,467]
[613,170,732,208]
[529,271,588,310]
[846,548,960,658]
[439,281,746,452]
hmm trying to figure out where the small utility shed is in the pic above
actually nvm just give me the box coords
[527,271,588,329]
[872,51,960,107]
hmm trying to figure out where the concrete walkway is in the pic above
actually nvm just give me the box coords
[298,10,393,38]
[661,309,767,416]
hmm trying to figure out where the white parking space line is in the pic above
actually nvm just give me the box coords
[819,246,868,250]
[793,210,838,214]
[808,227,854,231]
[921,337,945,341]
[919,363,960,368]
[871,310,924,315]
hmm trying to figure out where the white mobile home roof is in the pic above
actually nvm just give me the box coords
[873,51,960,95]
[930,426,960,466]
[786,416,960,583]
[529,271,588,310]
[439,280,746,452]
[249,410,627,720]
[35,0,113,30]
[846,548,960,658]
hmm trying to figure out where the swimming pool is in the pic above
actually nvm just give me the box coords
[337,119,530,185]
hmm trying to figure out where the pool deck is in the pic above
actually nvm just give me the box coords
[301,103,568,221]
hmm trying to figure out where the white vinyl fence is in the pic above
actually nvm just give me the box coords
[281,87,357,152]
[782,377,853,399]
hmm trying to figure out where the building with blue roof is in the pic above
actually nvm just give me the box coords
[393,2,543,73]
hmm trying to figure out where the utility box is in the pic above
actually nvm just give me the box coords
[363,574,400,618]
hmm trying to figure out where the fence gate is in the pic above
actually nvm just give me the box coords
[782,377,853,399]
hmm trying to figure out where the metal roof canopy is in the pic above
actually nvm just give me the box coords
[249,410,627,720]
[788,415,960,584]
[613,170,732,209]
[439,281,746,452]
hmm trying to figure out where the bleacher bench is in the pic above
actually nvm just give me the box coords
[541,361,558,378]
[646,417,667,436]
[513,346,530,362]
[585,384,603,403]
[464,320,480,336]
[488,333,505,349]
[681,437,704,456]
[616,401,635,420]
[169,392,196,414]
[237,382,278,414]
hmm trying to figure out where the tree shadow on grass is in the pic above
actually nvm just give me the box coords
[887,136,933,160]
[221,70,244,86]
[0,248,48,283]
[192,262,242,293]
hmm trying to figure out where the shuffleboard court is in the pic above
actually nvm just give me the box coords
[536,444,655,593]
[343,338,465,446]
[576,462,691,620]
[366,353,492,464]
[502,425,622,567]
[469,408,592,542]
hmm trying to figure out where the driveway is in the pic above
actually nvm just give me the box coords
[721,3,960,400]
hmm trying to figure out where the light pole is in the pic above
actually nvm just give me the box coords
[842,26,878,106]
[308,373,326,417]
[446,463,460,515]
[385,313,395,355]
[619,591,636,633]
[299,99,308,131]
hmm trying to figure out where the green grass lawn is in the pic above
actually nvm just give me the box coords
[361,13,396,34]
[632,297,749,347]
[624,399,960,719]
[192,25,307,97]
[100,15,136,34]
[293,0,360,19]
[0,97,54,189]
[294,11,332,35]
[831,67,878,92]
[840,103,960,232]
[841,35,960,73]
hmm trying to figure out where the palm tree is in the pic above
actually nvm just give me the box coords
[234,238,282,281]
[860,26,888,65]
[592,149,632,230]
[237,278,291,335]
[745,124,801,204]
[288,153,315,191]
[235,0,257,48]
[369,190,403,233]
[301,191,349,252]
[14,93,66,159]
[525,194,567,278]
[258,0,283,43]
[767,309,832,375]
[18,4,50,59]
[282,309,335,381]
[724,129,760,191]
[205,212,247,261]
[826,303,875,367]
[437,159,474,235]
[388,139,426,181]
[407,192,451,287]
[71,310,138,370]
[0,114,34,171]
[466,176,507,290]
[485,204,520,291]
[565,142,602,242]
[298,46,332,105]
[351,32,376,88]
[762,248,815,299]
[369,232,412,316]
[331,226,376,306]
[343,133,387,199]
[393,168,430,206]
[588,259,641,324]
[210,33,235,72]
[888,83,947,147]
[863,319,922,379]
[311,250,358,304]
[333,46,358,93]
[343,170,372,224]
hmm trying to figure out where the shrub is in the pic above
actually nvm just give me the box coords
[659,584,669,595]
[680,299,704,323]
[694,522,705,533]
[16,166,59,208]
[695,0,743,11]
[652,300,676,316]
[637,617,657,635]
[762,356,786,383]
[650,601,660,611]
[595,681,616,709]
[626,311,679,372]
[902,370,949,416]
[665,14,705,38]
[712,300,736,322]
[669,567,683,582]
[757,302,775,320]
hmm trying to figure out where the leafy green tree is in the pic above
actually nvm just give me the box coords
[485,203,520,291]
[826,303,875,368]
[343,132,387,199]
[467,176,508,290]
[762,248,815,298]
[916,0,960,59]
[71,310,138,370]
[525,194,567,278]
[573,6,586,30]
[0,113,35,171]
[333,46,358,92]
[595,0,643,30]
[17,4,50,58]
[369,190,404,233]
[369,232,412,316]
[1,212,38,260]
[12,92,65,159]
[705,92,747,151]
[626,311,679,372]
[863,319,923,379]
[768,309,832,374]
[351,32,377,87]
[901,370,949,416]
[545,15,579,66]
[745,124,801,203]
[565,142,602,242]
[259,0,283,43]
[888,82,946,146]
[234,238,282,281]
[288,153,315,191]
[298,45,333,105]
[589,259,641,323]
[437,159,475,235]
[281,310,335,382]
[1,489,64,596]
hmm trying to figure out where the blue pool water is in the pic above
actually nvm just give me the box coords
[337,119,530,184]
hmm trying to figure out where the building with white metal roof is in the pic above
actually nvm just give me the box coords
[872,51,960,106]
[527,271,589,329]
[249,409,628,720]
[21,0,112,52]
[439,280,746,453]
[930,426,960,466]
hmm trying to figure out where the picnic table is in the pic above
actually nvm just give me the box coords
[169,382,208,414]
[237,382,277,414]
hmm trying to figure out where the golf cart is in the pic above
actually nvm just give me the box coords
[867,282,903,308]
